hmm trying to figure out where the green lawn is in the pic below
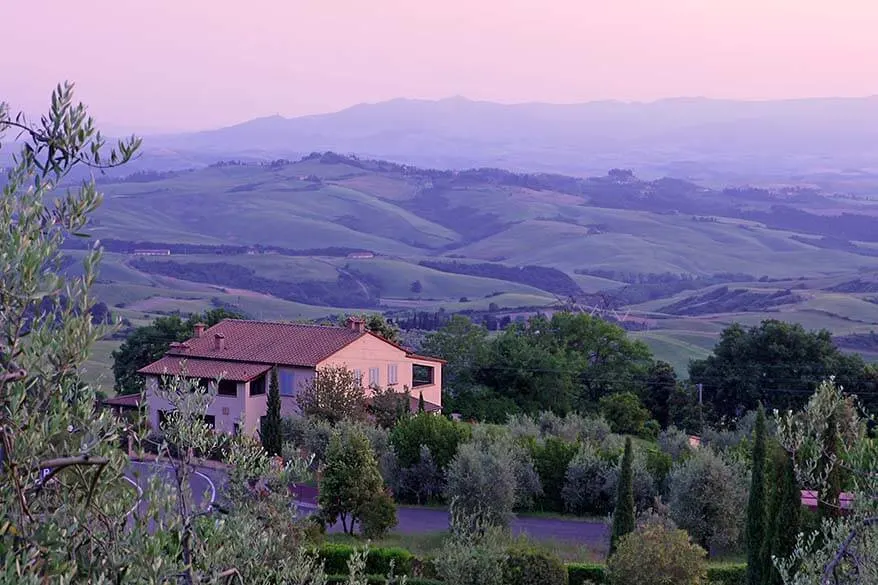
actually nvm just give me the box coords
[80,339,121,394]
[325,530,604,564]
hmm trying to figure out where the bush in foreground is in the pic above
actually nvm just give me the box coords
[502,546,568,585]
[607,521,708,585]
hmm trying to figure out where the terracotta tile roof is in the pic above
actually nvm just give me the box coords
[405,352,447,364]
[408,394,442,413]
[165,320,367,367]
[138,356,271,381]
[363,394,442,414]
[102,393,143,408]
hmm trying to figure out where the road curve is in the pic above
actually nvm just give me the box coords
[125,463,608,549]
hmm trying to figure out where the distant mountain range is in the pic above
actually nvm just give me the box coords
[139,96,878,186]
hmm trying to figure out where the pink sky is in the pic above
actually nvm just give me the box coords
[3,0,877,132]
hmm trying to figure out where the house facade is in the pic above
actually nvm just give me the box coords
[138,318,443,436]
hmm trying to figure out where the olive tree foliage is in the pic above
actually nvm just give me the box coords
[434,501,509,585]
[668,446,749,552]
[607,518,708,585]
[146,372,329,584]
[297,365,365,424]
[0,83,143,582]
[445,441,518,528]
[775,379,878,585]
[0,86,329,584]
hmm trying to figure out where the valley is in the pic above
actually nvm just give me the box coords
[73,152,878,387]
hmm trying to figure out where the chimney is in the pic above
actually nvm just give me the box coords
[346,317,366,333]
[214,333,225,351]
[193,323,207,338]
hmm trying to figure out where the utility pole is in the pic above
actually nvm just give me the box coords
[696,383,704,435]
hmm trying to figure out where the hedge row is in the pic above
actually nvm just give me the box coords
[568,563,607,585]
[316,544,415,576]
[326,577,442,585]
[566,561,747,585]
[317,544,746,585]
[706,564,746,585]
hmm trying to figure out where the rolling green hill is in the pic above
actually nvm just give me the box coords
[74,152,878,384]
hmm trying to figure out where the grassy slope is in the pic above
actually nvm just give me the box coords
[80,158,878,381]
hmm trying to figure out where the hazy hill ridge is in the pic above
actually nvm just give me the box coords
[144,96,878,184]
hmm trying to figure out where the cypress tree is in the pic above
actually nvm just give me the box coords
[610,436,636,555]
[746,404,768,585]
[418,391,425,413]
[819,411,842,521]
[261,367,283,456]
[763,449,801,585]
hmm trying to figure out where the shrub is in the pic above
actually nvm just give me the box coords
[293,417,334,464]
[282,414,309,445]
[446,441,517,528]
[319,426,389,535]
[434,506,508,585]
[472,430,543,510]
[391,412,471,471]
[644,448,672,489]
[563,444,615,515]
[508,441,543,510]
[603,451,658,513]
[599,392,652,436]
[326,578,442,585]
[607,521,708,585]
[568,563,607,585]
[502,546,567,585]
[508,412,611,444]
[317,544,415,576]
[397,445,444,504]
[358,489,398,539]
[657,426,693,461]
[668,447,749,551]
[298,365,366,423]
[507,413,541,440]
[707,563,747,585]
[370,385,412,429]
[531,437,579,512]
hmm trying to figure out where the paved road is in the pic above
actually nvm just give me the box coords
[126,463,608,548]
[326,505,608,548]
[126,460,220,514]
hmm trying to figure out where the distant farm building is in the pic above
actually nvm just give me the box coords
[347,251,375,259]
[132,249,171,256]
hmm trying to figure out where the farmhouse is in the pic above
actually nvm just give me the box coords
[139,317,443,436]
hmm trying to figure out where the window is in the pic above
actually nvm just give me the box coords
[413,364,434,387]
[368,367,380,387]
[387,364,398,385]
[280,370,296,396]
[201,415,216,429]
[353,369,363,387]
[249,375,266,396]
[218,379,238,396]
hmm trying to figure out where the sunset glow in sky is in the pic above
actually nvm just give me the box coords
[3,0,877,131]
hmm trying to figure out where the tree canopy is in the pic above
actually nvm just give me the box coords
[111,307,244,394]
[689,319,876,419]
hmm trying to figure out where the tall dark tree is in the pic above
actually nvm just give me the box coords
[745,404,768,585]
[418,391,425,413]
[610,437,636,555]
[261,368,282,456]
[689,320,872,419]
[668,382,703,434]
[641,360,677,427]
[763,448,801,585]
[819,411,843,521]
